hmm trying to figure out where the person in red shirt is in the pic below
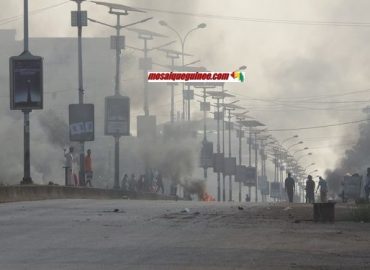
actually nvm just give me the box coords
[84,149,93,187]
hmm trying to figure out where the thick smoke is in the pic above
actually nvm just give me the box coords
[0,111,65,185]
[182,178,206,198]
[325,121,370,194]
[38,110,69,147]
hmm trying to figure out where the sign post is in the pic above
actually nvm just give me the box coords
[9,0,43,184]
[105,95,130,189]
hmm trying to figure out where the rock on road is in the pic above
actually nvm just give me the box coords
[0,199,369,270]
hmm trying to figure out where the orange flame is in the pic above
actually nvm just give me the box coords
[201,192,216,202]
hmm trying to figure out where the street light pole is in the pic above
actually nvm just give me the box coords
[226,108,233,201]
[159,21,206,121]
[254,132,259,202]
[89,3,150,189]
[238,121,242,202]
[222,87,226,201]
[202,87,208,178]
[21,0,32,185]
[170,57,176,123]
[216,97,221,201]
[72,0,86,186]
[113,13,122,189]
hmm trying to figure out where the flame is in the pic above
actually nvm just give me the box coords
[201,192,216,202]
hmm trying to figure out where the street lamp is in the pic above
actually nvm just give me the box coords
[304,163,315,171]
[159,20,207,120]
[90,1,149,189]
[287,141,303,151]
[292,147,309,156]
[296,152,313,163]
[71,0,88,186]
[281,134,299,146]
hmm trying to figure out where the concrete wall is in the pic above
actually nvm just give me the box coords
[0,185,177,203]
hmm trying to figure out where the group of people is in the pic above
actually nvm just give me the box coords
[64,147,93,187]
[120,171,164,194]
[284,172,328,203]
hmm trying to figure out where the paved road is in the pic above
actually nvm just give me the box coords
[0,199,369,270]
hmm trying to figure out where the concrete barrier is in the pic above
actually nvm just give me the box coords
[0,185,178,203]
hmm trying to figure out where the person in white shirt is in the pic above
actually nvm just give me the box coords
[64,147,74,186]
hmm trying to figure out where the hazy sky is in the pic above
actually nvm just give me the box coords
[2,0,370,177]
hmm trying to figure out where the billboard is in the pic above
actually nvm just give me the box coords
[200,141,213,168]
[105,95,130,136]
[10,53,43,110]
[259,176,270,195]
[244,166,257,186]
[200,102,211,111]
[235,165,247,182]
[270,182,282,199]
[224,157,236,176]
[69,104,94,142]
[212,153,224,173]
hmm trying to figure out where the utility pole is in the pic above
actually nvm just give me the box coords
[254,132,258,202]
[207,90,233,201]
[22,0,32,185]
[126,28,168,117]
[222,87,226,202]
[234,112,248,202]
[227,108,233,201]
[89,3,150,189]
[238,122,242,202]
[216,97,221,201]
[203,87,207,178]
[72,0,86,186]
[194,84,216,180]
[248,127,252,200]
[222,102,244,201]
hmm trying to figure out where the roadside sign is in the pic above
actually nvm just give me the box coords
[270,182,281,199]
[244,166,256,186]
[105,95,130,136]
[259,176,269,195]
[212,153,224,173]
[235,165,247,182]
[224,157,236,176]
[10,53,43,110]
[69,104,94,142]
[200,141,213,168]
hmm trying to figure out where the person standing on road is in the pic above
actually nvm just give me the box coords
[121,174,128,192]
[64,146,74,186]
[156,172,164,194]
[285,172,295,203]
[364,168,370,202]
[305,175,315,203]
[129,174,137,192]
[84,149,93,187]
[316,176,328,202]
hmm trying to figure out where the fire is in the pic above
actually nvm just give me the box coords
[201,192,216,201]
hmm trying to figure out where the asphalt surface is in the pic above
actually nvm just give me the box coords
[0,199,369,270]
